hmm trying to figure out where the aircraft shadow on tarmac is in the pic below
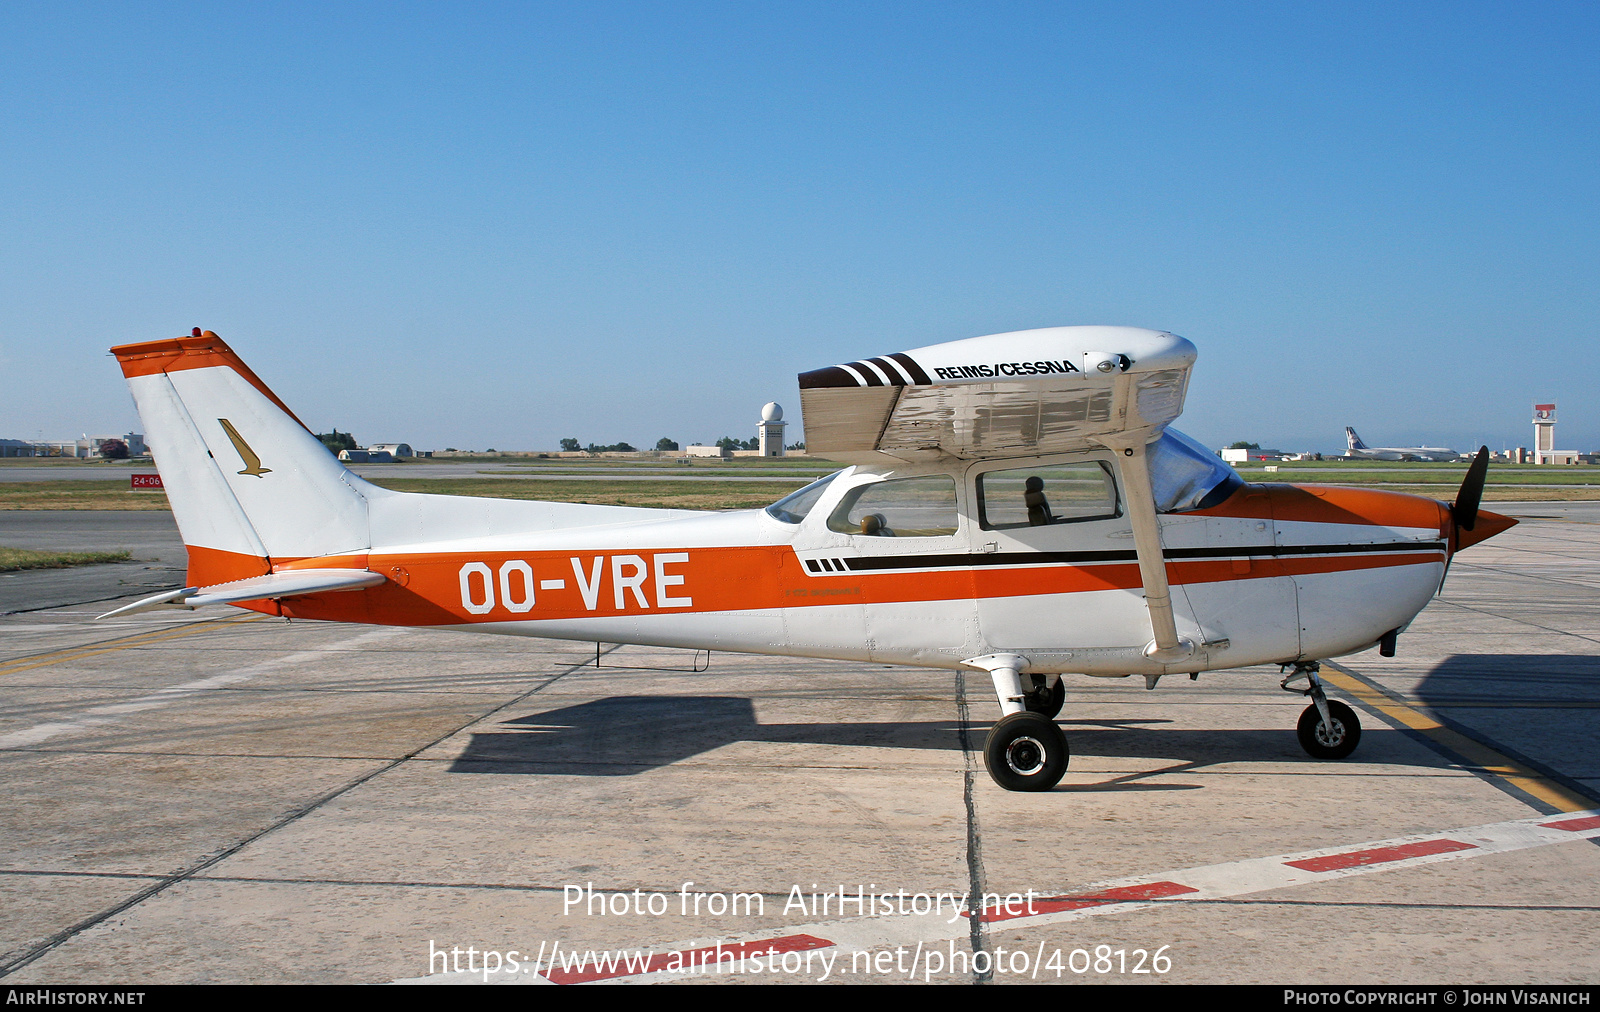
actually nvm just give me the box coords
[1412,654,1600,781]
[447,694,1417,782]
[1415,654,1600,708]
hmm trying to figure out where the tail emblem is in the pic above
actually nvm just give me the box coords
[218,418,272,477]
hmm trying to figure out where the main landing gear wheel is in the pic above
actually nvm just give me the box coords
[1025,678,1066,719]
[1297,700,1361,760]
[984,711,1069,791]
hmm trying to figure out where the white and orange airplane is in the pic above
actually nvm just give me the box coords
[102,326,1514,791]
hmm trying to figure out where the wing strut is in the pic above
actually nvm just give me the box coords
[1100,430,1194,665]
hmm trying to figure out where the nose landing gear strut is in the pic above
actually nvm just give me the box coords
[1282,661,1362,760]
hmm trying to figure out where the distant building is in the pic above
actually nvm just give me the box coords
[338,449,395,463]
[32,441,85,457]
[1532,403,1576,464]
[757,403,787,457]
[3,432,148,458]
[78,433,148,457]
[367,443,413,459]
[1221,446,1292,464]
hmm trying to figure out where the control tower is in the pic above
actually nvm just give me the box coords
[1533,403,1556,465]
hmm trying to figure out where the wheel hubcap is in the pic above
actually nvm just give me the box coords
[1315,719,1346,748]
[1006,736,1046,775]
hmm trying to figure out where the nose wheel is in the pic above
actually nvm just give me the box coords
[1297,699,1360,759]
[984,711,1070,791]
[1283,662,1362,760]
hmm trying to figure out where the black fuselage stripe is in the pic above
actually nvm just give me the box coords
[830,541,1448,572]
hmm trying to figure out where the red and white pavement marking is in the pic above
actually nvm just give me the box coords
[397,809,1600,985]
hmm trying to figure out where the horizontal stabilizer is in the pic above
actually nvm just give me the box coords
[97,569,387,620]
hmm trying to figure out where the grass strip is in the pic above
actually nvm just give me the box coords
[365,477,812,510]
[1237,471,1600,486]
[0,546,133,572]
[0,482,175,511]
[2,471,1595,513]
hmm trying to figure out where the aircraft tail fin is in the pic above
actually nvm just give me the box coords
[1345,426,1368,451]
[112,330,378,587]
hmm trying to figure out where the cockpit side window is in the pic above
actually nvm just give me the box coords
[977,462,1120,530]
[764,472,839,524]
[826,475,959,537]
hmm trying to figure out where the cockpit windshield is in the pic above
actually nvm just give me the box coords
[764,471,841,524]
[1149,428,1243,512]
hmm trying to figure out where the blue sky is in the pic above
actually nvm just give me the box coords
[2,2,1596,454]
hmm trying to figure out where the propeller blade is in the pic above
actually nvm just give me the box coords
[1451,446,1489,532]
[1438,447,1517,595]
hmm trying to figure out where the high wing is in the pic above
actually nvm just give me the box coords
[800,325,1201,663]
[798,326,1196,464]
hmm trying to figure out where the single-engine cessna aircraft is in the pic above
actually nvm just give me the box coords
[104,326,1514,791]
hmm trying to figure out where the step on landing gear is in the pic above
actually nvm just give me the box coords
[1281,661,1361,760]
[1025,673,1066,719]
[967,653,1069,791]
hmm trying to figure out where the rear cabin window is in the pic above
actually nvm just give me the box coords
[827,475,959,537]
[977,462,1120,530]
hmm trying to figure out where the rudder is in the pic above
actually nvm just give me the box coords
[113,330,377,586]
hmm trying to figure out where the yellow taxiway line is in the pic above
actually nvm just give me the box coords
[1322,661,1594,813]
[0,614,264,678]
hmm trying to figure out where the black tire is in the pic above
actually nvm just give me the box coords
[1297,700,1361,760]
[1025,678,1066,719]
[984,711,1069,791]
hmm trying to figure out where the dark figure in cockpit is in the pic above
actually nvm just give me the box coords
[1024,476,1052,526]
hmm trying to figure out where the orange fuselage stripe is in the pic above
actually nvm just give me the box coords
[263,544,1442,626]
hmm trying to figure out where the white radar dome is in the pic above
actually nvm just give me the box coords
[761,402,784,422]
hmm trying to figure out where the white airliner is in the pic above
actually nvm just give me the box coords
[101,327,1513,792]
[1345,427,1459,462]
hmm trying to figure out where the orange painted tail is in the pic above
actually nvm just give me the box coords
[112,330,381,588]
